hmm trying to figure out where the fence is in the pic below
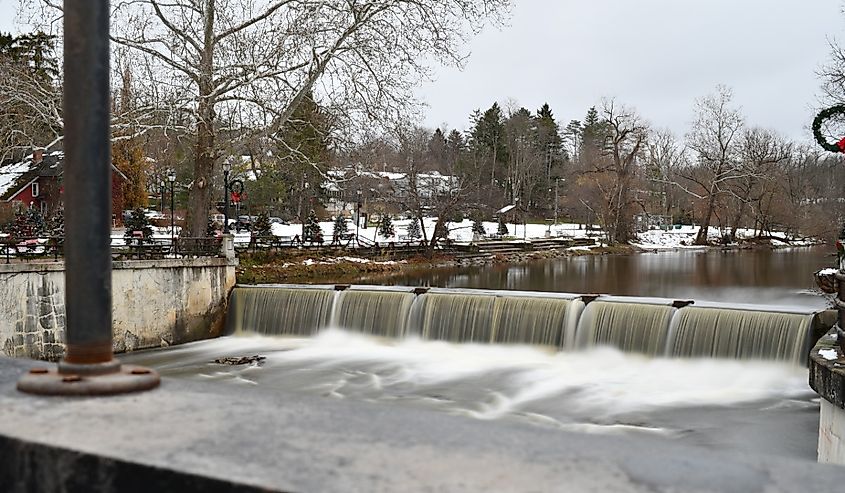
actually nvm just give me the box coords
[0,236,224,263]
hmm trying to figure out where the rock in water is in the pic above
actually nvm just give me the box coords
[213,355,266,366]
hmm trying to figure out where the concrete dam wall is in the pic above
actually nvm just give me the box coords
[0,258,236,360]
[228,285,833,364]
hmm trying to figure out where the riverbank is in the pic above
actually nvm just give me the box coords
[236,236,821,285]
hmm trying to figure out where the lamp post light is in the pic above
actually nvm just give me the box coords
[159,179,165,213]
[356,190,362,240]
[167,169,176,252]
[554,177,560,227]
[222,159,232,234]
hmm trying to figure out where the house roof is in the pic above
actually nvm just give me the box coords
[0,151,129,201]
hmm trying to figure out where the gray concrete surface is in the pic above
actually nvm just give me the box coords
[2,356,845,492]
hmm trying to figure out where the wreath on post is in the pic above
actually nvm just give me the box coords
[813,105,845,153]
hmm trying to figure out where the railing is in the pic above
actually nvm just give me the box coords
[1,236,64,263]
[1,236,223,263]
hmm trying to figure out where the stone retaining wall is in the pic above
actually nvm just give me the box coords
[0,258,236,361]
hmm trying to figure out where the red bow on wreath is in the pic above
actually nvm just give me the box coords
[837,138,845,152]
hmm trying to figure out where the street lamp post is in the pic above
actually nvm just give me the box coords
[356,190,362,241]
[554,178,560,226]
[159,179,165,213]
[222,160,232,234]
[168,169,176,253]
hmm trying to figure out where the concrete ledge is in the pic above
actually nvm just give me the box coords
[0,257,236,274]
[808,329,845,464]
[809,330,845,409]
[2,356,845,492]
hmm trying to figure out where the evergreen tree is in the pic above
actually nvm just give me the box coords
[123,208,153,243]
[428,128,447,169]
[536,103,564,175]
[378,215,395,238]
[9,207,46,237]
[564,120,583,159]
[497,216,509,236]
[445,129,466,172]
[332,213,348,239]
[581,106,609,157]
[47,207,63,237]
[253,212,272,237]
[253,92,333,218]
[472,216,486,236]
[469,103,509,187]
[407,217,421,240]
[304,209,323,243]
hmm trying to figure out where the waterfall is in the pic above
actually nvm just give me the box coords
[576,301,676,356]
[667,307,813,363]
[333,290,416,338]
[410,293,496,343]
[490,296,573,347]
[227,285,823,363]
[227,287,335,336]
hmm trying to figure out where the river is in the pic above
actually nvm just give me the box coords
[379,246,833,309]
[122,247,832,462]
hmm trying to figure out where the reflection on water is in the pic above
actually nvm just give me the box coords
[378,247,833,308]
[122,330,820,461]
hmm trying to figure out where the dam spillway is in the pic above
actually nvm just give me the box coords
[226,285,824,364]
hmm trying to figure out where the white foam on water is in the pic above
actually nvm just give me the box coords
[221,329,812,420]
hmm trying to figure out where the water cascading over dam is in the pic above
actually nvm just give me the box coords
[226,285,823,363]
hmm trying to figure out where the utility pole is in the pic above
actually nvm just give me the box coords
[554,177,559,226]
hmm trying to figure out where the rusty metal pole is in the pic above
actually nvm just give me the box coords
[18,0,159,395]
[63,0,113,365]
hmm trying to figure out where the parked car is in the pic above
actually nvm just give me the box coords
[236,215,252,230]
[269,216,287,225]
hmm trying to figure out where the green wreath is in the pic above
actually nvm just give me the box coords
[813,105,845,153]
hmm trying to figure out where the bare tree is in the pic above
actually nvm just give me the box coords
[683,86,744,245]
[80,0,507,236]
[599,99,648,244]
[646,129,685,220]
[727,127,791,239]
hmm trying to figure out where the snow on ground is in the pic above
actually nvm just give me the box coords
[271,219,598,244]
[107,217,815,251]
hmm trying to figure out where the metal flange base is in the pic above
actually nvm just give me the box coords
[17,364,160,396]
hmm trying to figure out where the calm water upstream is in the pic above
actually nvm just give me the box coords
[123,247,832,462]
[378,246,834,309]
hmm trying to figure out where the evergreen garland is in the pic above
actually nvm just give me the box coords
[813,105,845,153]
[378,215,395,238]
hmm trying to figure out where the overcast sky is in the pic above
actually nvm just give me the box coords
[419,0,845,142]
[1,0,842,142]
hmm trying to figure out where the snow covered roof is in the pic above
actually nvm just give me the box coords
[0,151,128,201]
[497,205,516,214]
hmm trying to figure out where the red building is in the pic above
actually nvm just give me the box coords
[0,150,128,221]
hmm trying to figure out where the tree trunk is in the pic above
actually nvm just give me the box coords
[190,98,214,237]
[696,191,717,245]
[729,200,746,240]
[188,1,216,237]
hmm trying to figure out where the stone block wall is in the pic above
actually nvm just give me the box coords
[0,258,236,361]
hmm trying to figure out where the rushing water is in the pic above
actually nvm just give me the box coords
[380,247,834,309]
[123,247,831,461]
[123,331,819,460]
